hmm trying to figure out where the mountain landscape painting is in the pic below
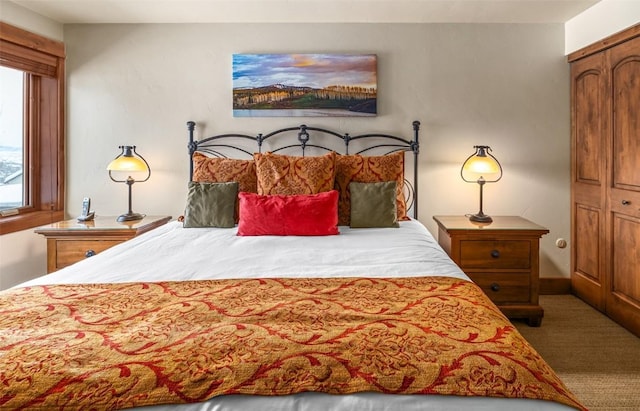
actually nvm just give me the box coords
[232,54,377,117]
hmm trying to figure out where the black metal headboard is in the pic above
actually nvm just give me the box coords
[187,121,420,218]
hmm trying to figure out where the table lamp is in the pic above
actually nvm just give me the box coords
[107,145,150,222]
[460,145,502,223]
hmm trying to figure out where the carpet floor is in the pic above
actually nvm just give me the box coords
[513,295,640,411]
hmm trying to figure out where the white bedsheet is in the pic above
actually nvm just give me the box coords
[18,219,575,411]
[22,219,468,286]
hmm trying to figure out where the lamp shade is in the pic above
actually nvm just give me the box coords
[461,146,502,183]
[107,146,149,173]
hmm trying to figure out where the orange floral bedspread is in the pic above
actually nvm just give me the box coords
[0,276,585,410]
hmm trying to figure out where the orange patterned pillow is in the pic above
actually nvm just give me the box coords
[334,152,407,226]
[254,151,336,196]
[192,153,257,193]
[192,153,258,222]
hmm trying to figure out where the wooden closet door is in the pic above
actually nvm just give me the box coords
[606,35,640,334]
[570,52,609,311]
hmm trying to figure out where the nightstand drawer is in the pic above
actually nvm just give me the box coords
[460,240,530,269]
[468,272,531,303]
[55,240,121,269]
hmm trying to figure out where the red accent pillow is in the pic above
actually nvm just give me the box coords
[237,190,339,236]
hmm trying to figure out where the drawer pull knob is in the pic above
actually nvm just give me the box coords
[490,283,500,292]
[622,200,631,205]
[490,249,500,258]
[85,249,96,258]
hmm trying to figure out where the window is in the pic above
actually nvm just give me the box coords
[0,66,24,210]
[0,22,65,234]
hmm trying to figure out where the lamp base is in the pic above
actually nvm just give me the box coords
[468,213,493,223]
[116,212,145,222]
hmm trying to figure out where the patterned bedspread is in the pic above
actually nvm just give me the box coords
[0,276,585,410]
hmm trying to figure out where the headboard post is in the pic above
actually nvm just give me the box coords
[344,133,351,155]
[256,133,264,153]
[298,125,309,155]
[187,121,197,180]
[412,120,421,219]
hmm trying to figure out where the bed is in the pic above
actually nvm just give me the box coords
[0,121,585,411]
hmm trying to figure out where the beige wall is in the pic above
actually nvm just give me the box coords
[2,1,635,290]
[565,0,640,53]
[60,22,571,282]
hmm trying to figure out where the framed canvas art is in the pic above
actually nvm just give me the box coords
[233,54,377,117]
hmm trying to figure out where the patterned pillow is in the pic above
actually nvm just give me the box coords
[192,153,258,222]
[334,151,407,226]
[254,151,336,195]
[192,153,257,192]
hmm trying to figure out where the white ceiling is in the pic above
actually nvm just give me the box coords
[7,0,601,24]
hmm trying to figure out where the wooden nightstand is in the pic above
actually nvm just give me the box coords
[433,215,549,326]
[35,215,172,273]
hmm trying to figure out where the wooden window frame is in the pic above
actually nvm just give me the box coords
[0,22,65,234]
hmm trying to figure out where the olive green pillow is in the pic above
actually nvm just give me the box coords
[183,181,238,228]
[349,181,399,228]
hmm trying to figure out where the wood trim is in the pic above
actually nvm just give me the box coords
[568,23,640,62]
[0,23,65,236]
[0,210,65,235]
[0,22,65,58]
[540,277,571,295]
[56,59,65,211]
[40,76,62,206]
[0,39,59,76]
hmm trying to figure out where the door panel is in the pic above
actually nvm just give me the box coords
[610,46,640,192]
[612,214,640,304]
[572,203,606,310]
[608,213,640,336]
[571,52,608,309]
[575,70,605,185]
[606,36,640,337]
[575,205,601,282]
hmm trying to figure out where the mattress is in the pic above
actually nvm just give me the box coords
[9,219,580,411]
[21,220,469,286]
